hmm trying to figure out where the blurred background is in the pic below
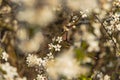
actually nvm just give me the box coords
[0,0,120,80]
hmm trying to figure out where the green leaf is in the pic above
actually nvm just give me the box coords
[75,48,85,60]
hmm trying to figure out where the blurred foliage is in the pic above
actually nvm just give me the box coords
[78,75,92,80]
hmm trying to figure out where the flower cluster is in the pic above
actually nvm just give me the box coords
[26,53,53,67]
[26,54,41,67]
[0,62,27,80]
[34,74,47,80]
[103,0,120,35]
[26,36,63,80]
[48,36,63,52]
[113,0,120,8]
[92,71,111,80]
[1,51,9,61]
[103,13,120,34]
[102,0,120,56]
[26,36,63,67]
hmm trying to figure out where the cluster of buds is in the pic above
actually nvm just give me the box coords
[63,10,88,31]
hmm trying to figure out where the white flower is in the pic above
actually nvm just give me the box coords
[2,51,9,61]
[104,75,110,80]
[48,43,54,50]
[56,36,63,43]
[82,13,87,18]
[92,71,111,80]
[39,58,47,66]
[26,54,48,67]
[47,52,54,59]
[80,11,88,18]
[1,62,18,79]
[35,74,46,80]
[96,72,103,79]
[26,54,40,67]
[53,44,61,51]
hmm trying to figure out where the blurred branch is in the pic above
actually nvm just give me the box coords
[95,15,119,53]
